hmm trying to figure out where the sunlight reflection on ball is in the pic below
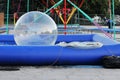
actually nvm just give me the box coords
[14,11,57,46]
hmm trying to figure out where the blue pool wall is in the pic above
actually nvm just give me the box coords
[0,34,120,65]
[1,34,118,45]
[92,34,119,45]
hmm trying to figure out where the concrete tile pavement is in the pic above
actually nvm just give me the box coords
[0,66,120,80]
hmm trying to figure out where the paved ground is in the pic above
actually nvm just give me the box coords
[0,25,120,80]
[0,66,120,80]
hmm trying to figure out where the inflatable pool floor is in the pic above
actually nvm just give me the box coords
[0,34,120,65]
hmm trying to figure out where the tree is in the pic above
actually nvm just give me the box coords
[115,0,120,15]
[81,0,108,15]
[0,0,4,12]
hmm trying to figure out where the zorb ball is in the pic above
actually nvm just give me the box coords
[14,11,58,46]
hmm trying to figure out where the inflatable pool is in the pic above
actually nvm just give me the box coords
[0,34,120,65]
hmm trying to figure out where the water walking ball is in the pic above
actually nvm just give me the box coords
[14,11,58,46]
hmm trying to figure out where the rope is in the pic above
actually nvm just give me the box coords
[93,22,112,39]
[49,47,63,66]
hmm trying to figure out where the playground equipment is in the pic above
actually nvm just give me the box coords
[5,0,116,38]
[13,0,22,25]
